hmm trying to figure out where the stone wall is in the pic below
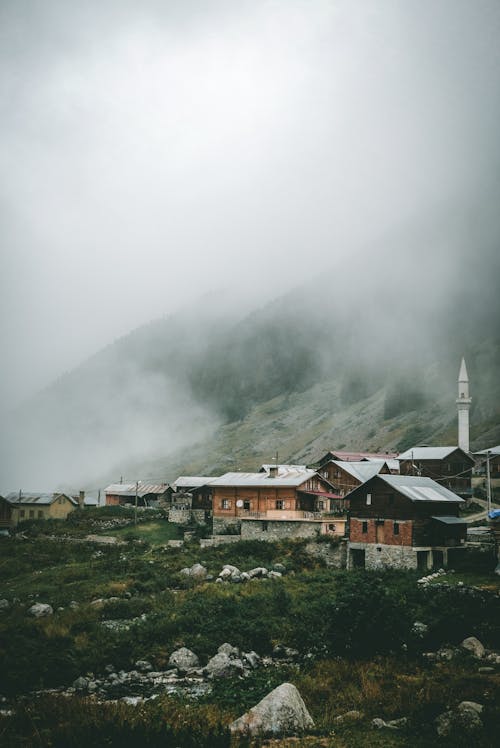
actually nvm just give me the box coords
[191,510,207,525]
[305,539,347,568]
[212,517,241,535]
[240,519,320,541]
[168,508,191,525]
[347,542,419,570]
[199,535,242,548]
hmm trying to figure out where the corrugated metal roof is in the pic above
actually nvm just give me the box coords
[376,475,464,503]
[326,450,398,461]
[397,446,466,461]
[474,445,500,456]
[173,477,215,488]
[104,483,168,497]
[5,492,77,506]
[330,460,384,483]
[209,468,318,488]
[365,458,400,472]
[259,464,307,473]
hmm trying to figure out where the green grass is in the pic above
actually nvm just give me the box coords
[104,520,184,544]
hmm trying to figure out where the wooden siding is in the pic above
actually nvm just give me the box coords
[399,449,473,496]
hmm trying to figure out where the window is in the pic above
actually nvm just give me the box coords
[394,521,399,536]
[262,521,268,532]
[328,523,336,532]
[221,499,231,510]
[276,500,284,510]
[366,493,372,506]
[362,521,368,534]
[38,510,43,519]
[20,509,25,518]
[29,510,34,519]
[243,500,251,511]
[323,470,328,478]
[318,500,324,510]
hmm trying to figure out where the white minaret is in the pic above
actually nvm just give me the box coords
[456,357,471,453]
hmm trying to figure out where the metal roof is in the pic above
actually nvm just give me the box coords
[5,492,77,506]
[173,477,215,489]
[474,445,500,456]
[431,516,467,525]
[208,468,318,488]
[324,450,398,462]
[397,446,468,461]
[365,458,400,473]
[330,460,384,483]
[104,483,168,497]
[259,464,307,473]
[376,475,464,503]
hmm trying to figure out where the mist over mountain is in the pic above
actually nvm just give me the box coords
[1,196,499,493]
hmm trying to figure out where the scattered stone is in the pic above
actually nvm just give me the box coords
[248,567,269,579]
[334,710,363,724]
[134,660,153,673]
[73,676,89,692]
[268,571,283,578]
[168,647,199,673]
[190,563,208,579]
[69,601,80,610]
[273,563,287,574]
[218,643,240,658]
[372,718,387,729]
[230,682,314,737]
[218,568,232,580]
[0,599,9,612]
[460,636,485,659]
[411,621,428,637]
[436,647,455,661]
[27,603,53,618]
[435,701,483,737]
[242,651,261,669]
[478,666,494,673]
[206,652,245,679]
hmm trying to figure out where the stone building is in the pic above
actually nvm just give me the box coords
[346,474,467,571]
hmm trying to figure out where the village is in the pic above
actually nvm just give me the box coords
[2,358,499,574]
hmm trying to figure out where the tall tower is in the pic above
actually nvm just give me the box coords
[456,357,471,453]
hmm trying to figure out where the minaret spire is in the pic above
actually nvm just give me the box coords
[456,357,471,452]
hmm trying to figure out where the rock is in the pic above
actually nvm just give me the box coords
[218,568,232,580]
[0,599,9,612]
[248,567,268,579]
[436,647,455,661]
[411,621,428,637]
[269,571,282,578]
[273,563,287,574]
[218,643,240,658]
[90,598,105,608]
[222,564,240,576]
[206,652,245,679]
[180,567,191,576]
[372,718,387,729]
[273,645,299,660]
[28,603,53,618]
[134,660,153,672]
[436,701,483,737]
[230,682,314,737]
[334,710,363,724]
[460,636,485,659]
[69,601,80,610]
[478,667,494,673]
[168,647,200,673]
[386,717,408,729]
[242,651,261,669]
[73,676,89,691]
[190,563,208,579]
[240,572,250,581]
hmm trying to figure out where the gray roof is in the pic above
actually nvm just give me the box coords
[397,446,466,461]
[5,491,77,506]
[375,475,464,503]
[431,516,467,524]
[474,445,500,456]
[208,468,318,488]
[104,483,168,497]
[259,464,307,473]
[173,476,215,489]
[330,460,384,483]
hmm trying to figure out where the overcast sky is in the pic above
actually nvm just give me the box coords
[1,0,500,411]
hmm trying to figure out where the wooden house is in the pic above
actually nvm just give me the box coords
[346,474,466,571]
[317,450,398,466]
[104,482,169,507]
[1,492,78,528]
[171,476,215,511]
[473,446,500,488]
[397,446,474,497]
[318,460,390,502]
[210,465,345,538]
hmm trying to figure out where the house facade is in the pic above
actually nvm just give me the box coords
[346,475,467,571]
[397,446,474,498]
[318,460,390,501]
[210,466,344,538]
[1,492,78,528]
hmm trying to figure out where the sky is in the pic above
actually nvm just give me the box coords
[1,0,500,412]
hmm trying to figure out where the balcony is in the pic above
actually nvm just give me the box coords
[237,509,325,521]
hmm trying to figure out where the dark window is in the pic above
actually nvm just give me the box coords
[38,510,43,519]
[243,500,251,511]
[20,509,25,518]
[362,521,368,534]
[276,500,284,510]
[394,521,399,535]
[262,521,268,532]
[29,510,34,519]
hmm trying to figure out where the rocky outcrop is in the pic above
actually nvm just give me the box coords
[168,647,199,673]
[460,636,485,658]
[230,682,314,737]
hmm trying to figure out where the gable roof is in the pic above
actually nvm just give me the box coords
[329,460,384,483]
[397,446,473,462]
[173,476,216,489]
[209,467,319,488]
[474,445,500,456]
[321,450,398,463]
[351,474,464,503]
[5,492,78,506]
[104,483,168,497]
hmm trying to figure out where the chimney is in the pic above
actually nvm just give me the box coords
[78,490,85,509]
[269,465,278,479]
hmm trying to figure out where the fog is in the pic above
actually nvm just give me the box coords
[1,1,500,490]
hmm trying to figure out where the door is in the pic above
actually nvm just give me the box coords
[351,549,365,568]
[376,521,385,544]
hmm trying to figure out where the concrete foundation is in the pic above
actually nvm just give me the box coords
[347,542,463,571]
